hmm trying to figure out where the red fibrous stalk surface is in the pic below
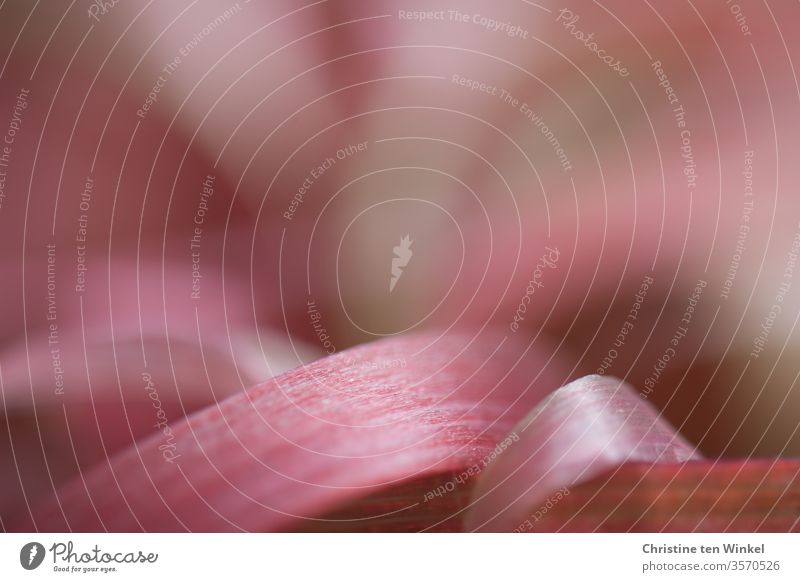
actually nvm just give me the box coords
[529,459,800,532]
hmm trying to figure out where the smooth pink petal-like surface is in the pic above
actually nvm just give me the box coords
[466,375,700,532]
[13,329,569,532]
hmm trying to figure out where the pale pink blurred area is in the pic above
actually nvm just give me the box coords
[266,1,800,458]
[1,0,799,531]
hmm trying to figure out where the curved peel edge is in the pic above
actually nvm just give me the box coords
[465,375,701,532]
